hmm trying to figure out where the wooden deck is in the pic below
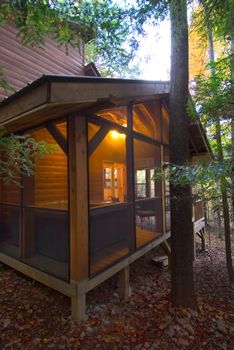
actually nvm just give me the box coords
[90,228,161,275]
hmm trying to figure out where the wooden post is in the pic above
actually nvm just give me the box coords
[71,293,86,321]
[161,145,166,234]
[117,265,130,301]
[68,115,89,321]
[21,176,35,259]
[160,240,171,268]
[126,105,136,252]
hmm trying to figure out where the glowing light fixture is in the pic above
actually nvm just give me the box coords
[111,130,126,139]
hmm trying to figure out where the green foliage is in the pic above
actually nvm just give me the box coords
[0,0,139,73]
[194,58,232,124]
[154,159,233,187]
[0,131,56,184]
[0,66,13,93]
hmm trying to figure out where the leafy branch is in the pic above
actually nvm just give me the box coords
[154,159,233,188]
[0,130,56,184]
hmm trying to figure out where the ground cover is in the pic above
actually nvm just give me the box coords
[0,233,233,349]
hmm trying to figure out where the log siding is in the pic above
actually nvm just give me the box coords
[0,22,85,101]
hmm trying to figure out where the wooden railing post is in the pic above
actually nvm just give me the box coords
[68,115,89,320]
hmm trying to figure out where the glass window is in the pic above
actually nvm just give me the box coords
[133,101,161,141]
[136,169,147,198]
[134,139,163,248]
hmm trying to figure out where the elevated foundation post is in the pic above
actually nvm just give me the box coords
[117,265,131,301]
[160,240,171,268]
[71,289,86,321]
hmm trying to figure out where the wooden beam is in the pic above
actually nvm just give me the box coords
[76,100,113,116]
[68,115,89,282]
[68,115,89,320]
[161,145,166,234]
[45,122,68,155]
[189,135,198,154]
[88,125,110,156]
[160,240,171,268]
[0,252,75,297]
[109,93,163,106]
[71,291,86,321]
[88,114,127,134]
[126,105,136,252]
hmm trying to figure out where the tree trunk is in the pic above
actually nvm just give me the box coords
[230,3,234,221]
[169,0,197,309]
[216,120,234,282]
[201,0,234,283]
[217,207,222,240]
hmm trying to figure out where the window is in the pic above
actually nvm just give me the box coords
[136,169,147,198]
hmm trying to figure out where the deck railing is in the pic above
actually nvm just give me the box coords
[193,200,204,222]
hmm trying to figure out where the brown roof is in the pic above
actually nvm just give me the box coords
[0,74,210,157]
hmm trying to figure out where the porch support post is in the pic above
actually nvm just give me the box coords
[161,145,166,234]
[68,115,89,321]
[126,105,136,252]
[71,292,86,321]
[117,265,130,301]
[160,240,171,268]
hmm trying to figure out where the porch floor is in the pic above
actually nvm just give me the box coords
[90,228,161,275]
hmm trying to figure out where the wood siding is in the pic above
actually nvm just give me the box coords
[31,126,68,209]
[0,22,85,101]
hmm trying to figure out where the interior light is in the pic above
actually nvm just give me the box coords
[110,130,126,139]
[111,130,120,139]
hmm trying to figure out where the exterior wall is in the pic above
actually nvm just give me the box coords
[0,22,85,100]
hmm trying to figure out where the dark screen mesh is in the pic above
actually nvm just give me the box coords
[24,207,69,281]
[0,204,20,258]
[90,204,130,275]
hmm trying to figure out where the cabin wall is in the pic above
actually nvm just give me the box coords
[30,126,68,209]
[0,22,85,101]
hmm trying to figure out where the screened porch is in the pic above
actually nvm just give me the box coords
[0,99,170,280]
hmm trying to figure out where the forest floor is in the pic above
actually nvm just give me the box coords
[0,231,234,350]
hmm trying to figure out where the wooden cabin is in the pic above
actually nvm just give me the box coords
[0,22,209,320]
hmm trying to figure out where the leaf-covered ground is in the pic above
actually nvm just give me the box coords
[0,233,233,349]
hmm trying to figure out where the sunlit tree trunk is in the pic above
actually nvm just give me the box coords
[169,0,197,309]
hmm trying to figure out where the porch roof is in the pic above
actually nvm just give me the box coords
[0,75,170,131]
[0,74,210,157]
